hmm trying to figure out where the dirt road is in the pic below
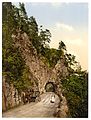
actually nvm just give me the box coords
[2,92,60,118]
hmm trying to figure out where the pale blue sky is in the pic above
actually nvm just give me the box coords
[13,2,88,29]
[13,2,88,70]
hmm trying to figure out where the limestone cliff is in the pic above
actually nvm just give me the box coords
[2,31,69,117]
[12,31,69,117]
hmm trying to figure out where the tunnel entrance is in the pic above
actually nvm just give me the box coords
[45,82,56,92]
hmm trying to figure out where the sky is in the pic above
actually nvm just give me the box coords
[13,2,88,70]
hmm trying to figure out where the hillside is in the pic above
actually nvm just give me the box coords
[2,2,88,118]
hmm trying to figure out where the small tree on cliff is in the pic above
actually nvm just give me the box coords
[58,41,67,56]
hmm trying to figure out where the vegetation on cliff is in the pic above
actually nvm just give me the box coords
[61,67,88,117]
[2,2,88,117]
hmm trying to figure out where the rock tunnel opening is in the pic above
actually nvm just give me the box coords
[45,82,56,92]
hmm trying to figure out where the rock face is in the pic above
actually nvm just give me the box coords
[2,31,69,117]
[2,76,22,112]
[13,32,68,94]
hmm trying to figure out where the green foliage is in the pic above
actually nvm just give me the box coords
[2,3,88,118]
[65,53,77,67]
[39,28,51,44]
[61,71,88,117]
[2,46,25,83]
[2,2,17,48]
[19,2,27,18]
[2,2,61,68]
[28,16,38,38]
[41,47,63,67]
[14,66,34,92]
[2,2,25,81]
[58,41,66,51]
[2,2,46,92]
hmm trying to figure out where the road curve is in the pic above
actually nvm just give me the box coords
[2,92,60,118]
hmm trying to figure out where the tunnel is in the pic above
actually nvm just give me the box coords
[45,82,57,92]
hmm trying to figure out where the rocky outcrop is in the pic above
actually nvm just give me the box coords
[13,32,54,94]
[2,73,40,112]
[3,31,69,117]
[13,32,68,94]
[2,76,22,112]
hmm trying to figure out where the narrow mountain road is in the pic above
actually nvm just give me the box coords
[2,92,60,118]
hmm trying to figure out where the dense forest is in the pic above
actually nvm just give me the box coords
[2,2,88,117]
